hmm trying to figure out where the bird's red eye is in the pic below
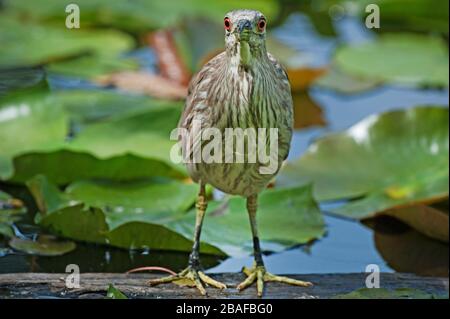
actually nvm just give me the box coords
[258,18,266,31]
[224,18,231,31]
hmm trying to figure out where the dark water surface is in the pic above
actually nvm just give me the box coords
[0,13,448,277]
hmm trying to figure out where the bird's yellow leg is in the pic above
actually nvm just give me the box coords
[236,195,313,297]
[147,184,227,295]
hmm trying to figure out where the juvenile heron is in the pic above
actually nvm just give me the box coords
[149,9,312,296]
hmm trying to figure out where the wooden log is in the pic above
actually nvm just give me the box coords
[0,272,448,299]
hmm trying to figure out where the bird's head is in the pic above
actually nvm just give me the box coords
[223,9,267,67]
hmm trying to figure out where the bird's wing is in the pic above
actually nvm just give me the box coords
[266,52,294,162]
[177,52,226,179]
[266,52,291,88]
[178,51,226,129]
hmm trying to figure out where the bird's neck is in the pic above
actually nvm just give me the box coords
[227,42,268,71]
[240,42,252,67]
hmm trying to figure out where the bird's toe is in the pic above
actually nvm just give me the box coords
[147,266,227,296]
[237,265,313,297]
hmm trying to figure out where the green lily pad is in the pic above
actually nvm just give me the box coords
[27,175,325,256]
[11,151,184,186]
[106,284,128,299]
[371,0,449,35]
[278,107,449,219]
[0,67,49,97]
[0,17,134,68]
[333,287,447,299]
[1,0,280,33]
[0,91,67,182]
[0,224,14,238]
[9,235,76,256]
[313,67,382,94]
[47,56,139,79]
[0,190,26,238]
[67,100,181,164]
[0,16,137,77]
[0,90,186,184]
[27,175,215,253]
[334,34,449,88]
[53,90,181,130]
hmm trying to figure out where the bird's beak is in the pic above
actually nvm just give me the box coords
[237,19,252,34]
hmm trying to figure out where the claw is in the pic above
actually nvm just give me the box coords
[193,274,207,295]
[257,268,264,297]
[147,274,179,285]
[265,273,313,287]
[237,265,313,297]
[236,271,257,291]
[147,267,226,296]
[199,271,227,290]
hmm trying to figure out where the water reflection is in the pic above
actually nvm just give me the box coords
[209,214,392,274]
[367,216,448,277]
[0,243,222,274]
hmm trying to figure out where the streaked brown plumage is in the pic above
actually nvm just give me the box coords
[179,11,293,197]
[149,9,312,297]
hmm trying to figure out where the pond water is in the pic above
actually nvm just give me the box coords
[0,13,448,277]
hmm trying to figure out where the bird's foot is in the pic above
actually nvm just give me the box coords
[237,265,313,297]
[147,266,227,296]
